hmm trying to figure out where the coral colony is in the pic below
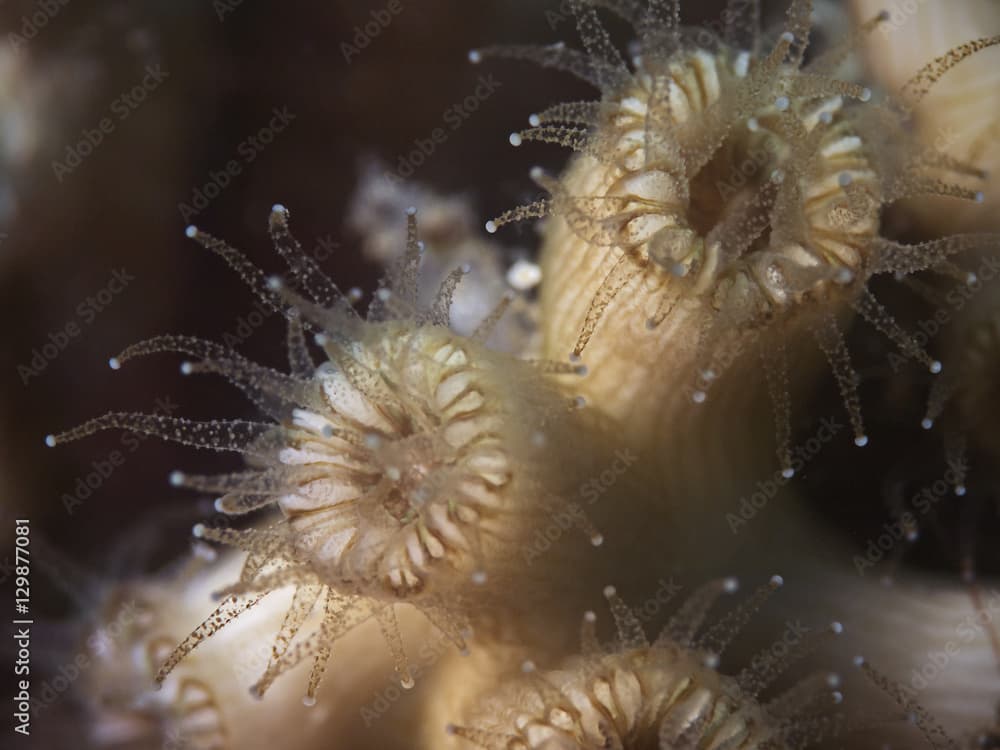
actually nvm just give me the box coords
[43,2,1000,749]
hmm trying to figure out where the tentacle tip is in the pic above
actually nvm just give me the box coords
[692,390,707,404]
[769,574,784,588]
[929,360,942,374]
[484,220,498,234]
[955,485,967,497]
[852,655,866,668]
[775,96,790,111]
[860,87,872,102]
[854,435,869,447]
[302,695,317,707]
[703,652,720,669]
[602,584,617,598]
[974,191,986,204]
[471,570,487,585]
[467,49,482,64]
[830,621,844,635]
[168,470,185,487]
[108,357,121,370]
[529,165,544,181]
[266,275,283,291]
[528,113,540,127]
[213,497,225,513]
[400,673,415,690]
[44,434,56,448]
[192,523,206,539]
[838,172,854,188]
[781,467,795,479]
[406,205,417,217]
[590,532,604,547]
[722,577,740,593]
[967,273,978,285]
[184,225,198,239]
[270,203,288,217]
[248,684,264,700]
[180,361,194,375]
[780,31,795,43]
[921,417,934,430]
[583,610,597,623]
[520,659,536,674]
[508,132,523,147]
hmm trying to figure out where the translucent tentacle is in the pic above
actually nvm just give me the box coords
[46,414,275,455]
[811,312,866,446]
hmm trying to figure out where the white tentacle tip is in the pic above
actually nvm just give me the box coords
[467,49,482,64]
[854,435,869,447]
[44,434,56,448]
[168,470,185,486]
[484,220,498,234]
[184,225,198,238]
[108,357,121,370]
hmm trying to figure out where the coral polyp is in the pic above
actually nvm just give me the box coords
[46,205,603,701]
[446,577,853,750]
[476,0,1000,469]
